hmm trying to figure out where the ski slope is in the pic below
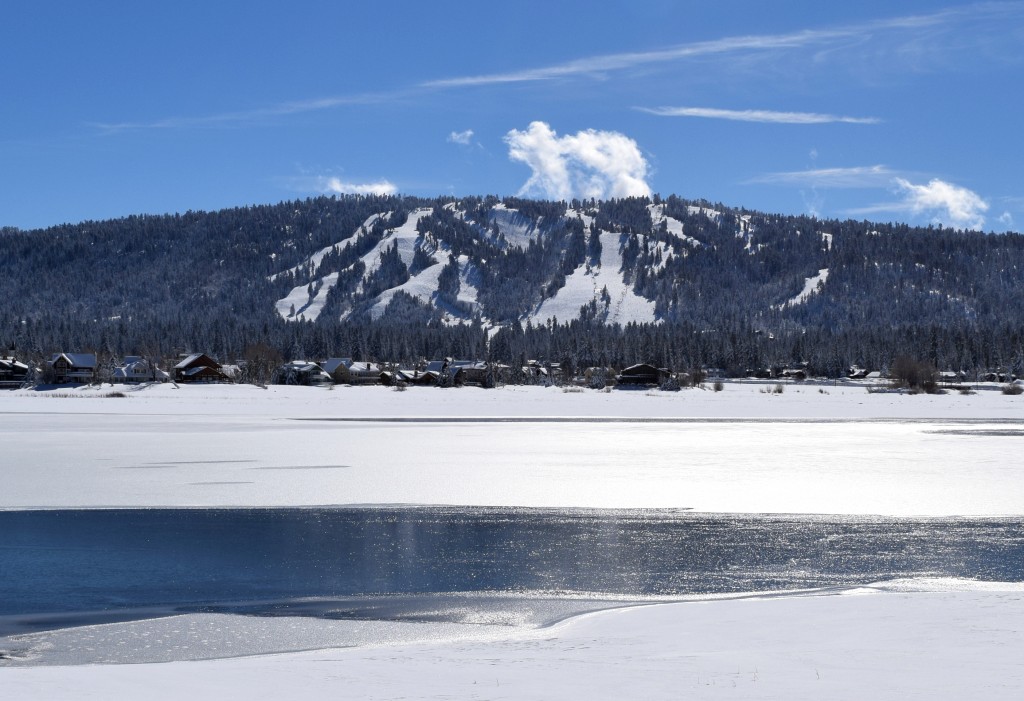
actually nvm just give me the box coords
[528,230,658,326]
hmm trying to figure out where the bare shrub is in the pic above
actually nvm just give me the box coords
[890,356,939,393]
[1002,383,1024,396]
[713,380,724,392]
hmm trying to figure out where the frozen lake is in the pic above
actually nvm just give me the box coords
[2,385,1024,697]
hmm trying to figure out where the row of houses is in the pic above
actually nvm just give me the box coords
[7,350,1014,390]
[2,352,232,386]
[2,349,679,390]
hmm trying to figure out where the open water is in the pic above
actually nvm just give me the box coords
[2,507,1023,664]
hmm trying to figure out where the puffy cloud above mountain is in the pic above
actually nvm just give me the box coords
[504,121,651,202]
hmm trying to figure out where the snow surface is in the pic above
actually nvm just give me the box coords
[527,230,658,326]
[2,382,1023,514]
[488,203,543,248]
[274,271,338,322]
[5,580,1024,700]
[781,267,830,307]
[648,203,703,249]
[272,212,388,320]
[3,385,1024,698]
[269,212,386,283]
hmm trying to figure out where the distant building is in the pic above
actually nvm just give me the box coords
[48,352,97,384]
[0,355,30,388]
[615,363,670,386]
[112,356,170,383]
[174,353,230,383]
[273,360,332,386]
[321,358,382,385]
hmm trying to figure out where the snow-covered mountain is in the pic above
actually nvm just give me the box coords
[4,193,1024,359]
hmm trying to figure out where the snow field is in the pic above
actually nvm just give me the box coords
[5,581,1024,700]
[1,381,1022,514]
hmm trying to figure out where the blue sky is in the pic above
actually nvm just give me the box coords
[2,1,1022,231]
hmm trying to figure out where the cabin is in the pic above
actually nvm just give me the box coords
[112,356,170,383]
[0,355,30,388]
[939,370,968,385]
[273,360,332,386]
[48,352,97,384]
[615,363,670,386]
[321,358,382,385]
[174,353,230,383]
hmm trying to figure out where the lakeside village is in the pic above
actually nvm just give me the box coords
[2,349,1022,395]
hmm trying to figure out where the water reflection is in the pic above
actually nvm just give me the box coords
[2,507,1023,635]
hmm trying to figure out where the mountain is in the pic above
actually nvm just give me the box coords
[2,194,1023,375]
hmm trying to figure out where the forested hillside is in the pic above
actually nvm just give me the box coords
[2,194,1023,376]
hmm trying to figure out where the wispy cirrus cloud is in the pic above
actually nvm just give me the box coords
[93,4,1022,132]
[637,106,880,125]
[92,92,403,133]
[747,165,897,187]
[422,4,1020,89]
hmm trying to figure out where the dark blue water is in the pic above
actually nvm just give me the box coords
[2,507,1023,635]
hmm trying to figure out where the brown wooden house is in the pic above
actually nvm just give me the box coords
[174,353,230,383]
[48,352,98,384]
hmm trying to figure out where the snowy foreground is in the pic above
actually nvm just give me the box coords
[4,580,1024,700]
[3,381,1023,699]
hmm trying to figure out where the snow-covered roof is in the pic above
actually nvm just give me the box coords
[281,360,325,373]
[50,352,97,369]
[175,353,205,369]
[0,357,28,371]
[321,358,353,374]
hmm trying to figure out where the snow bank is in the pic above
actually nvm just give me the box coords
[5,580,1023,700]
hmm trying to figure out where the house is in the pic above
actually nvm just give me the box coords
[273,360,332,386]
[48,352,97,384]
[112,356,170,384]
[616,363,670,386]
[939,370,968,385]
[174,353,230,383]
[322,358,382,385]
[0,355,30,388]
[380,368,431,386]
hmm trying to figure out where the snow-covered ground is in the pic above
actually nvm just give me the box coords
[782,267,830,307]
[1,381,1022,513]
[527,229,659,325]
[5,580,1023,700]
[3,382,1023,698]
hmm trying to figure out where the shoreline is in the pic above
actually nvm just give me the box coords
[3,579,1023,700]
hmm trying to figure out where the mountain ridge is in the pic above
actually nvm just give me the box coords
[2,194,1023,375]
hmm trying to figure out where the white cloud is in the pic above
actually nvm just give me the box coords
[447,129,475,145]
[998,211,1014,228]
[748,165,895,187]
[893,178,989,230]
[504,121,651,201]
[422,5,1019,89]
[852,178,989,230]
[637,106,880,125]
[316,177,398,196]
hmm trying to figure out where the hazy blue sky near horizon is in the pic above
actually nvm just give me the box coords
[2,1,1022,232]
